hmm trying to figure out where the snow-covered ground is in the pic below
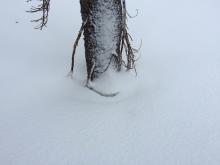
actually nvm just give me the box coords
[1,0,220,164]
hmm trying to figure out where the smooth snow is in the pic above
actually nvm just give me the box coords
[0,0,220,165]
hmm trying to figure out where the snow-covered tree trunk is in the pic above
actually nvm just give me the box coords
[28,0,136,85]
[80,0,123,80]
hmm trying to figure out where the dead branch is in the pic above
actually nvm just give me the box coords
[27,0,51,30]
[119,0,138,71]
[69,20,87,76]
[86,64,119,97]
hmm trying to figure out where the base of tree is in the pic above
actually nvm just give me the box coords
[70,0,137,82]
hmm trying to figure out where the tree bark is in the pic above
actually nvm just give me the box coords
[80,0,123,81]
[28,0,136,84]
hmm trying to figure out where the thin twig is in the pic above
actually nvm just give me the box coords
[27,0,51,30]
[70,20,87,76]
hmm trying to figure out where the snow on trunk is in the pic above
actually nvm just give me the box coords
[80,0,122,80]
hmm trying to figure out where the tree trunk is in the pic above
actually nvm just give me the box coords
[80,0,123,81]
[28,0,136,85]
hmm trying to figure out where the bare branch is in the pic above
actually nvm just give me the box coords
[69,20,87,76]
[27,0,51,30]
[118,0,139,72]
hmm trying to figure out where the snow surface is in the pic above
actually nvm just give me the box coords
[0,0,220,164]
